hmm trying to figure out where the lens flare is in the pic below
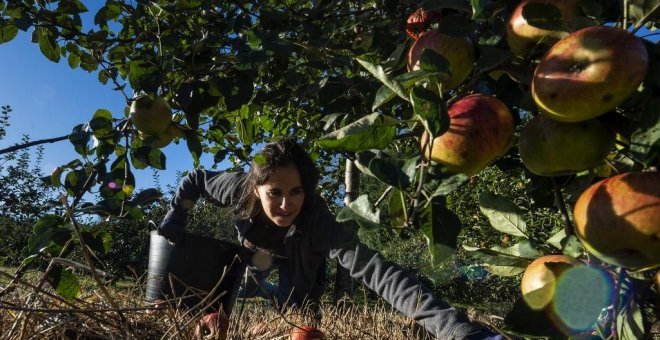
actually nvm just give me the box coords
[551,266,614,332]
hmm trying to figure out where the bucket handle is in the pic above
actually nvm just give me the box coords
[148,220,158,231]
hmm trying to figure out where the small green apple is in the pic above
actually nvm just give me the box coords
[518,114,615,176]
[129,94,172,135]
[139,124,185,149]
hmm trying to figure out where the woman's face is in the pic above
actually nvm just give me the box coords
[254,163,305,227]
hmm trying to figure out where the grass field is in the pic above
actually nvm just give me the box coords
[0,266,457,339]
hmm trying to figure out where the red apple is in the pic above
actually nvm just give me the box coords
[195,312,229,340]
[506,0,581,55]
[521,254,580,310]
[420,94,514,176]
[406,8,443,40]
[290,326,326,340]
[532,26,649,123]
[407,30,475,91]
[573,172,660,269]
[518,114,615,176]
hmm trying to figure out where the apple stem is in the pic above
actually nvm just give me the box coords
[551,178,574,237]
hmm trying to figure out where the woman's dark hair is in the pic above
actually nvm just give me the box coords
[236,137,320,219]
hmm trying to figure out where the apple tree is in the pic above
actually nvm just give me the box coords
[1,0,659,337]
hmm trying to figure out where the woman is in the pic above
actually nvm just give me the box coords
[159,138,501,339]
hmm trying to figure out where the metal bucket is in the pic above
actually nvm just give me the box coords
[145,230,245,315]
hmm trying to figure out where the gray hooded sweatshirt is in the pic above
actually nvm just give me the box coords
[161,169,499,339]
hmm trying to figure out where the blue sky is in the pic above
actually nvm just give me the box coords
[0,31,209,191]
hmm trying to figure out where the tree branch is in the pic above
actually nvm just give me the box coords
[0,135,68,156]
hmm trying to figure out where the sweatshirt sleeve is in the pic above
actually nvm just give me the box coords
[166,169,246,218]
[315,200,490,339]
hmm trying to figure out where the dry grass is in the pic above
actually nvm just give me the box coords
[0,267,435,339]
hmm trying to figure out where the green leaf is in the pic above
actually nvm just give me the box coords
[382,41,408,72]
[521,2,565,31]
[418,49,450,76]
[131,188,163,206]
[491,240,541,258]
[89,109,113,138]
[81,229,112,255]
[185,131,202,168]
[26,215,71,256]
[474,46,512,74]
[410,86,449,137]
[478,191,528,238]
[69,124,92,156]
[373,70,437,110]
[561,234,584,258]
[630,97,660,164]
[387,188,406,229]
[420,197,462,265]
[316,113,398,152]
[46,267,81,302]
[237,116,255,146]
[67,52,80,69]
[131,146,166,170]
[0,21,18,44]
[64,169,89,196]
[51,166,63,187]
[355,150,417,190]
[463,241,537,276]
[356,54,407,101]
[34,27,61,62]
[336,194,380,229]
[617,299,645,340]
[428,174,468,198]
[470,0,489,19]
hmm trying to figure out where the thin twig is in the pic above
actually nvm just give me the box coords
[374,186,394,208]
[552,177,574,237]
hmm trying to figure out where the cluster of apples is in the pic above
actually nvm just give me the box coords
[129,94,185,148]
[406,8,514,177]
[405,0,659,316]
[506,0,658,271]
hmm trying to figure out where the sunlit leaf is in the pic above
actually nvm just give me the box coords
[479,191,528,238]
[336,194,380,229]
[316,113,398,152]
[34,27,60,62]
[46,267,81,302]
[617,299,646,340]
[356,54,407,100]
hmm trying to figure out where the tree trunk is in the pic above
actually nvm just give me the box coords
[334,158,359,302]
